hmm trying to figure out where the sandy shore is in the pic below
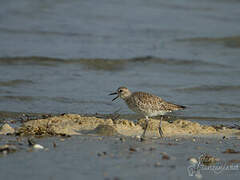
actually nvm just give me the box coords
[15,114,240,138]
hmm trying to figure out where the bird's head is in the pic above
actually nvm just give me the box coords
[109,87,132,101]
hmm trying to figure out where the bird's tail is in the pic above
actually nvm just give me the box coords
[166,101,186,111]
[177,105,186,110]
[171,103,186,110]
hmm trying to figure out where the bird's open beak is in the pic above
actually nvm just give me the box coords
[109,92,119,101]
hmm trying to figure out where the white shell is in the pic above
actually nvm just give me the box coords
[33,144,44,149]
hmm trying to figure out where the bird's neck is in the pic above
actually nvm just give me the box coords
[122,94,131,101]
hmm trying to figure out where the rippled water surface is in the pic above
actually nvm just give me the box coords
[0,0,240,120]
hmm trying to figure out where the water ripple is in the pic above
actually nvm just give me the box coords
[0,56,230,70]
[0,79,33,87]
[176,85,240,92]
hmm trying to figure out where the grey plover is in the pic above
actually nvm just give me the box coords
[109,87,185,138]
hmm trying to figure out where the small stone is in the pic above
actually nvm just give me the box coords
[129,147,138,152]
[0,123,15,135]
[161,152,170,160]
[188,158,198,165]
[154,162,161,167]
[33,144,44,149]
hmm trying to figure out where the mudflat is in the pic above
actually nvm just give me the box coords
[1,114,240,180]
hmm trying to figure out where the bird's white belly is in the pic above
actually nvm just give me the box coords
[128,105,167,117]
[147,111,167,117]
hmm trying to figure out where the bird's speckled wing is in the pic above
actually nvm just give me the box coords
[130,92,183,112]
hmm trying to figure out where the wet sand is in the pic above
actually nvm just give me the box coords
[1,113,240,179]
[1,133,240,180]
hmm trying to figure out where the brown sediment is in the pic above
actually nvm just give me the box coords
[0,123,15,135]
[16,114,240,137]
[0,145,17,154]
[222,149,240,154]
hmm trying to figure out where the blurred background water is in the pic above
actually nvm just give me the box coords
[0,0,240,120]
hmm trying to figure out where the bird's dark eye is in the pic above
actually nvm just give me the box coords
[119,89,123,93]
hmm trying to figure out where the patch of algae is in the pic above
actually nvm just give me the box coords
[17,114,240,137]
[178,36,240,48]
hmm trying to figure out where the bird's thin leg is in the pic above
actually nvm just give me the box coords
[142,116,149,138]
[159,116,164,137]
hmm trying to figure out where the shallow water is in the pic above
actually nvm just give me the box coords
[0,0,240,120]
[1,136,240,180]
